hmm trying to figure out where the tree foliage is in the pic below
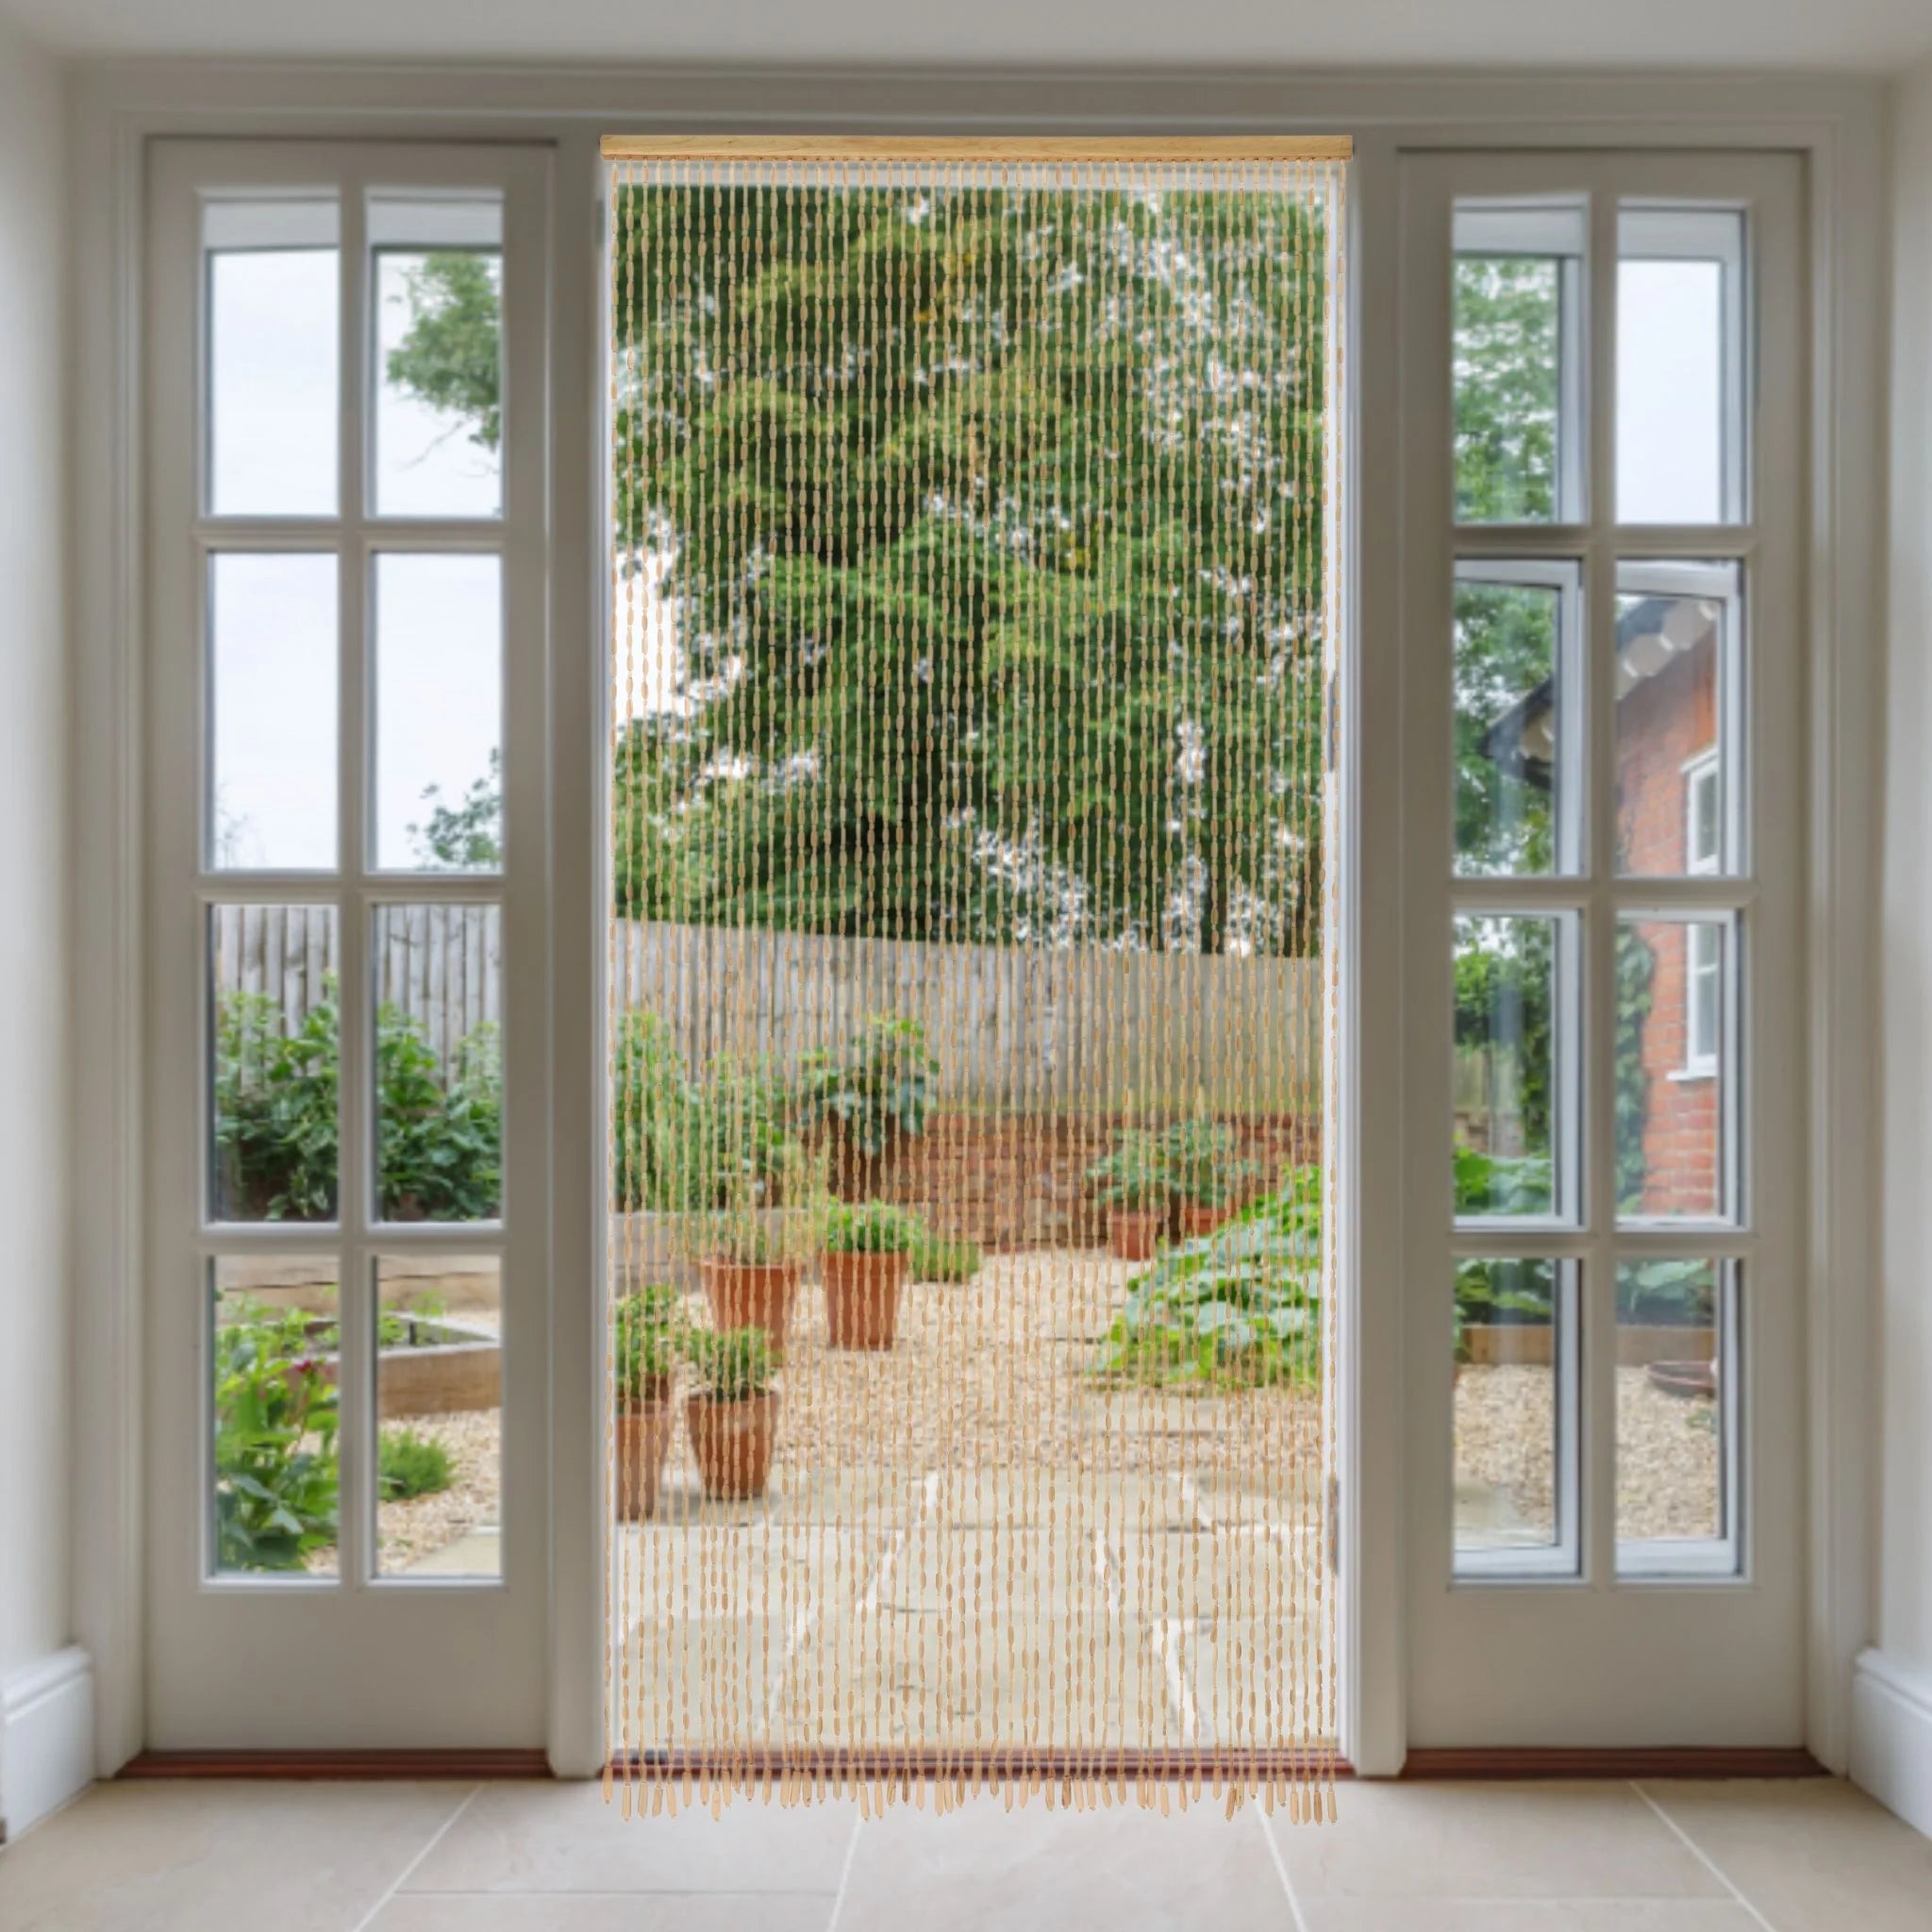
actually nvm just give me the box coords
[391,185,1335,953]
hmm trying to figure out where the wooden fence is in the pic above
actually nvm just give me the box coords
[211,903,502,1075]
[215,908,1319,1108]
[619,922,1319,1112]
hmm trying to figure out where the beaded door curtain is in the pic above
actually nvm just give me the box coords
[604,137,1347,1818]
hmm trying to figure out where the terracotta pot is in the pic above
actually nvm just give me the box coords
[700,1257,801,1356]
[686,1391,780,1500]
[1108,1209,1162,1262]
[822,1249,908,1350]
[1178,1201,1229,1240]
[614,1393,675,1521]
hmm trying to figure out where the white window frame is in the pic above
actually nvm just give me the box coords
[66,68,1883,1789]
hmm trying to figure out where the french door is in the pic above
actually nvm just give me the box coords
[1392,150,1806,1746]
[143,142,552,1746]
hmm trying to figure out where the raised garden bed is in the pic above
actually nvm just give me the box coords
[311,1313,501,1418]
[1461,1323,1716,1369]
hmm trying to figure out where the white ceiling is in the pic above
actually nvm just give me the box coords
[5,0,1929,73]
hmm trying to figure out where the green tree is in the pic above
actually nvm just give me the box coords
[392,184,1333,953]
[385,251,504,454]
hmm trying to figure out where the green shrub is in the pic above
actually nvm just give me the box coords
[1086,1128,1172,1212]
[909,1233,982,1284]
[801,1016,940,1160]
[611,1012,699,1212]
[212,1299,340,1571]
[1157,1120,1257,1208]
[213,978,501,1223]
[1097,1165,1321,1387]
[684,1324,774,1402]
[823,1200,927,1255]
[378,1426,455,1502]
[613,1284,684,1406]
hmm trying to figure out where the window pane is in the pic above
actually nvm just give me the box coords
[1455,1256,1569,1564]
[372,195,503,518]
[1454,570,1574,876]
[1616,916,1729,1220]
[375,1256,502,1579]
[206,198,339,517]
[374,554,504,872]
[209,553,338,871]
[1454,914,1562,1217]
[372,903,502,1223]
[1614,561,1738,877]
[1617,208,1743,525]
[1616,1259,1736,1570]
[210,904,340,1224]
[1453,201,1584,524]
[212,1257,340,1576]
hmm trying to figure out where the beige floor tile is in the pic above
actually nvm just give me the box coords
[369,1894,834,1930]
[1298,1902,1764,1931]
[401,1780,858,1894]
[0,1779,470,1932]
[1638,1777,1932,1932]
[1271,1782,1726,1900]
[836,1792,1294,1932]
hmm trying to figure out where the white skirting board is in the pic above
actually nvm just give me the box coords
[1851,1646,1932,1840]
[0,1647,94,1842]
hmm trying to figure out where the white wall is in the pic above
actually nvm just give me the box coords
[1863,52,1932,1840]
[0,12,83,1843]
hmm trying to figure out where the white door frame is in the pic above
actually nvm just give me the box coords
[141,139,554,1747]
[65,61,1885,1782]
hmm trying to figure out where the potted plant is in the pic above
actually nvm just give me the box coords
[613,1285,682,1522]
[1086,1128,1171,1261]
[800,1015,940,1198]
[683,1325,780,1500]
[689,1063,813,1357]
[1158,1119,1257,1239]
[821,1201,924,1350]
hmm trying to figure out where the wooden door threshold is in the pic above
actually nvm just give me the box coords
[1402,1746,1823,1780]
[120,1749,552,1780]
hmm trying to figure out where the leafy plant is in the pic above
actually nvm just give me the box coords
[909,1231,982,1285]
[214,989,341,1221]
[213,978,501,1224]
[212,1299,340,1571]
[613,1284,684,1407]
[1617,1257,1716,1326]
[378,1426,455,1502]
[1158,1120,1257,1209]
[1096,1166,1323,1387]
[823,1200,927,1256]
[1086,1128,1172,1212]
[611,1011,699,1213]
[801,1017,940,1163]
[378,1012,502,1222]
[684,1324,775,1403]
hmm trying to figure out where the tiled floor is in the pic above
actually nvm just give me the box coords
[2,1774,1929,1931]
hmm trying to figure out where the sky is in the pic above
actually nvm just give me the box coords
[208,241,504,872]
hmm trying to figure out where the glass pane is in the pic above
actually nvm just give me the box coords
[372,195,504,518]
[1616,1259,1734,1567]
[209,553,338,871]
[374,554,503,871]
[1453,201,1584,524]
[371,903,503,1223]
[1616,916,1729,1220]
[212,1257,340,1576]
[1454,570,1574,876]
[1454,913,1561,1217]
[1455,1256,1567,1563]
[1615,561,1737,877]
[375,1256,502,1579]
[210,904,340,1224]
[206,198,340,517]
[1617,208,1743,525]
